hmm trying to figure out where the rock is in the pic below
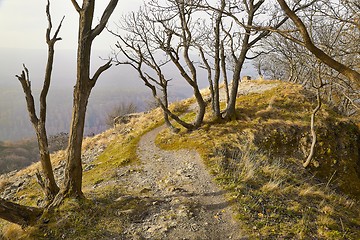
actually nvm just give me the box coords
[114,112,144,127]
[84,164,95,171]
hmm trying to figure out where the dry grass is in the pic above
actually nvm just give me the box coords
[299,185,327,198]
[0,179,9,192]
[260,179,283,193]
[1,224,27,240]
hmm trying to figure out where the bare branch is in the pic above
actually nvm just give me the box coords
[16,65,39,125]
[42,0,64,123]
[46,0,64,45]
[90,59,112,87]
[71,0,81,13]
[91,0,119,39]
[0,198,42,227]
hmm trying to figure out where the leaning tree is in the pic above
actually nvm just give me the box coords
[276,0,360,88]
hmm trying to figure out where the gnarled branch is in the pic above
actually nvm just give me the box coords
[71,0,81,12]
[90,59,112,88]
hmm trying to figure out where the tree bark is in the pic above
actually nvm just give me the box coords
[211,0,225,119]
[0,199,42,227]
[61,0,94,199]
[223,40,249,120]
[277,0,360,88]
[220,41,230,104]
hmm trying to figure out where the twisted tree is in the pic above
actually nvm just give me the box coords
[112,0,206,130]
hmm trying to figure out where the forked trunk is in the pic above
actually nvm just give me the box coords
[57,0,117,200]
[193,88,206,128]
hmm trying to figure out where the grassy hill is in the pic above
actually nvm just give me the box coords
[0,80,359,239]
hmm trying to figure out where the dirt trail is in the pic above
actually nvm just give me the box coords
[116,81,279,239]
[116,125,244,239]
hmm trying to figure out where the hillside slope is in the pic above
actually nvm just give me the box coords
[1,80,359,239]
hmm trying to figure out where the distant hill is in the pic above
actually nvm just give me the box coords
[0,86,154,141]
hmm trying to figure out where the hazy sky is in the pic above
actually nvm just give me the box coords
[0,0,143,50]
[0,0,253,88]
[0,0,152,93]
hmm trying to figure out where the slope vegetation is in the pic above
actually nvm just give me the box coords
[1,80,359,239]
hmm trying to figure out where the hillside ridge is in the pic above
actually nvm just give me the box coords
[1,80,360,239]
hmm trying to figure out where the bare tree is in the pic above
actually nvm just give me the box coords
[1,0,60,226]
[110,8,183,131]
[303,64,325,168]
[209,0,290,120]
[52,0,118,204]
[15,0,62,202]
[260,1,359,116]
[106,102,138,127]
[197,0,226,118]
[112,0,206,130]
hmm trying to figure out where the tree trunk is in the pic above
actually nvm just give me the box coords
[62,94,90,198]
[15,2,62,202]
[61,1,94,199]
[193,88,206,128]
[223,1,257,120]
[211,0,224,119]
[35,124,59,201]
[161,80,180,132]
[220,41,230,105]
[199,47,215,112]
[223,52,247,120]
[0,199,42,227]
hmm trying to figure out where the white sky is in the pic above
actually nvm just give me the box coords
[0,0,143,50]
